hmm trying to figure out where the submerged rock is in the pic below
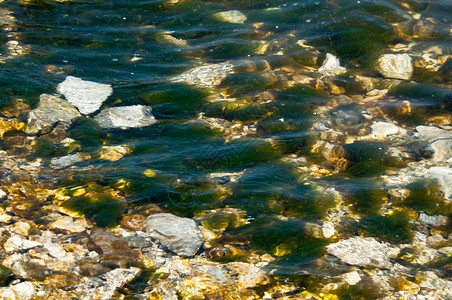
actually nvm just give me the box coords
[49,216,87,233]
[327,236,391,268]
[94,105,156,129]
[51,154,83,168]
[3,235,42,253]
[318,53,346,76]
[427,167,452,200]
[377,54,413,80]
[371,121,406,139]
[213,10,247,24]
[86,267,141,300]
[172,62,234,88]
[26,94,81,134]
[57,76,113,115]
[145,213,204,257]
[148,257,269,299]
[418,212,448,226]
[430,139,452,162]
[416,125,452,142]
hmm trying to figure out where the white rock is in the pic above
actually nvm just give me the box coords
[0,212,12,223]
[322,222,335,238]
[377,53,413,80]
[318,53,346,76]
[213,10,247,24]
[0,188,6,200]
[0,282,35,300]
[145,213,205,257]
[49,216,87,233]
[342,271,361,285]
[51,153,83,168]
[43,242,67,258]
[416,125,452,142]
[327,236,390,268]
[371,121,405,138]
[418,212,448,226]
[88,267,141,300]
[172,62,234,88]
[94,105,156,129]
[3,235,42,253]
[427,167,452,200]
[430,139,452,162]
[57,76,113,115]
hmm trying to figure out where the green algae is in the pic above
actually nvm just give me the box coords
[0,265,12,287]
[342,141,390,177]
[59,184,124,227]
[400,180,452,216]
[234,216,328,263]
[384,83,452,126]
[335,282,382,300]
[63,196,122,227]
[360,211,414,243]
[341,180,386,215]
[143,83,209,117]
[68,118,104,149]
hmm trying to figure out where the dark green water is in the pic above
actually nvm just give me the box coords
[1,0,451,283]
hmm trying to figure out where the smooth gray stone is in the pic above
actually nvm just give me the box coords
[94,105,156,129]
[145,213,204,257]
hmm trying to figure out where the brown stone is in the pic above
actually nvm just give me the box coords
[120,214,145,231]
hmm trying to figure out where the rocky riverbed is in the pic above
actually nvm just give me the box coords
[1,0,451,299]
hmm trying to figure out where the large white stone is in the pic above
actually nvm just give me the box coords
[318,53,346,76]
[327,236,390,268]
[94,105,156,129]
[3,235,42,253]
[57,76,113,115]
[377,53,413,80]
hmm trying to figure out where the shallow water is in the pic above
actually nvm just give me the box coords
[1,0,451,293]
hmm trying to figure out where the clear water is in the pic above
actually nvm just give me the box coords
[1,0,451,288]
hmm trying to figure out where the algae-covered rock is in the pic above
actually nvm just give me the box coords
[213,10,247,24]
[26,94,81,134]
[377,54,413,80]
[145,213,204,257]
[57,76,113,115]
[94,105,156,129]
[327,236,391,268]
